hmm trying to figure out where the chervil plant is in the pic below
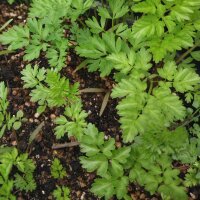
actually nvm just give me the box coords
[51,158,67,179]
[1,0,200,199]
[0,0,94,70]
[54,100,88,140]
[73,0,200,199]
[53,186,70,200]
[0,82,24,138]
[21,64,79,113]
[0,147,36,199]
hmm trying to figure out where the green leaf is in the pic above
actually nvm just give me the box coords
[154,87,186,122]
[173,68,200,92]
[0,25,29,50]
[132,0,157,14]
[80,154,108,177]
[132,15,165,40]
[21,64,46,88]
[98,7,112,19]
[158,61,177,81]
[115,176,129,199]
[91,177,115,200]
[109,0,129,19]
[112,147,131,164]
[191,50,200,61]
[16,110,24,118]
[158,184,187,200]
[110,159,123,177]
[13,122,21,130]
[85,16,105,34]
[101,138,115,157]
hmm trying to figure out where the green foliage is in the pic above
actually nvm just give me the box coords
[21,64,79,113]
[128,127,198,200]
[0,17,68,70]
[54,100,88,140]
[7,0,15,4]
[79,123,131,199]
[1,0,200,200]
[74,0,200,199]
[51,158,67,179]
[0,82,24,138]
[91,176,131,200]
[0,148,36,199]
[53,186,70,200]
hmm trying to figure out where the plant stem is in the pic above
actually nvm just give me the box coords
[176,43,200,64]
[170,108,200,130]
[52,141,79,149]
[0,50,13,55]
[180,108,200,128]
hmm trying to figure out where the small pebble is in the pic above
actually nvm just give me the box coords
[25,102,30,107]
[11,141,17,146]
[34,113,40,118]
[42,190,45,195]
[12,90,17,96]
[50,114,56,120]
[29,118,34,123]
[115,142,122,148]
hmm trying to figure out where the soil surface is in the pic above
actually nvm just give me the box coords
[0,1,199,200]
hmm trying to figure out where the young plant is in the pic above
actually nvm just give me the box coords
[0,147,36,199]
[51,158,67,179]
[0,82,24,138]
[54,100,88,140]
[74,0,200,199]
[79,123,131,200]
[53,186,70,200]
[0,0,94,70]
[21,64,79,113]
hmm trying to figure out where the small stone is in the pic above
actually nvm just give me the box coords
[67,55,72,62]
[50,114,56,120]
[190,192,196,199]
[81,192,86,200]
[11,141,17,146]
[25,102,30,107]
[42,190,45,195]
[34,119,39,123]
[104,135,108,140]
[115,142,122,148]
[139,193,145,199]
[34,113,40,118]
[29,118,34,123]
[12,90,17,96]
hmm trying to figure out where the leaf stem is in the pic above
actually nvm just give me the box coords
[0,50,13,55]
[176,43,200,64]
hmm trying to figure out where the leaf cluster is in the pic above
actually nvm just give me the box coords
[79,123,131,199]
[53,186,70,200]
[54,100,88,140]
[0,82,24,138]
[0,148,36,199]
[51,158,67,179]
[21,64,79,113]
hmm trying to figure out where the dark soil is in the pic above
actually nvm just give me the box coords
[0,1,199,200]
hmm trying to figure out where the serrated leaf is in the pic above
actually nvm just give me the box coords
[80,154,108,177]
[13,121,21,130]
[173,68,200,92]
[91,178,115,200]
[191,50,200,61]
[158,61,177,81]
[115,176,129,199]
[112,147,131,164]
